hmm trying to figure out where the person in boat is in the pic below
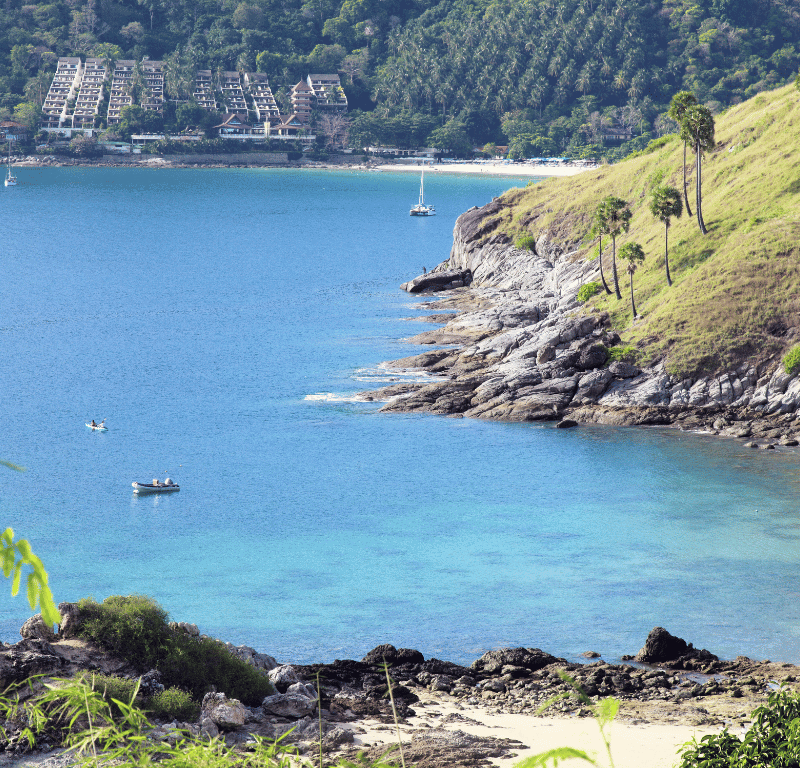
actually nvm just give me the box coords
[90,420,97,427]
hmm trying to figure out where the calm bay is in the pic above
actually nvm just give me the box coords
[2,166,800,666]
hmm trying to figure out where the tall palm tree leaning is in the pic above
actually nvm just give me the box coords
[590,203,613,295]
[648,185,683,286]
[668,91,697,217]
[618,241,646,318]
[598,196,632,300]
[680,104,715,235]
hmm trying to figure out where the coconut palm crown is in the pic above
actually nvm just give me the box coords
[648,185,683,286]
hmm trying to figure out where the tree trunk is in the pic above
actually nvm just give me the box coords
[611,235,622,299]
[664,222,672,286]
[682,141,693,217]
[696,148,707,234]
[598,236,612,294]
[629,272,637,318]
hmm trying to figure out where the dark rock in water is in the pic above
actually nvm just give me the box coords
[362,644,400,665]
[471,647,560,675]
[581,651,600,658]
[634,627,719,667]
[636,627,689,662]
[361,644,425,666]
[402,269,472,294]
[556,419,578,429]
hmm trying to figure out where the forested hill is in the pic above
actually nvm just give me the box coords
[2,0,799,156]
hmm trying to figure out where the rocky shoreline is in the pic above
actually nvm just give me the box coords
[357,200,800,447]
[3,612,798,768]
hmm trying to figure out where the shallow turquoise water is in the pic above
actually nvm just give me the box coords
[2,167,800,666]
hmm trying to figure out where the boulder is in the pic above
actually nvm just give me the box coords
[362,644,424,666]
[57,602,82,638]
[633,627,718,666]
[20,614,56,642]
[268,664,299,692]
[556,419,578,429]
[471,647,559,675]
[261,692,318,718]
[402,269,472,294]
[608,361,641,379]
[200,692,247,730]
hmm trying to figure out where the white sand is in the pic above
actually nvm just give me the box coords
[376,161,594,178]
[344,693,718,768]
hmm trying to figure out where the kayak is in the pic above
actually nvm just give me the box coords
[86,423,108,431]
[132,481,180,494]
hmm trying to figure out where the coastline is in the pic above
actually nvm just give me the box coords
[5,619,795,768]
[10,155,593,178]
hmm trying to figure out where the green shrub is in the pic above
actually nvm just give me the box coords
[783,344,800,374]
[78,595,171,670]
[514,233,536,251]
[78,595,275,706]
[147,687,199,721]
[679,687,800,767]
[158,636,275,706]
[577,281,602,303]
[606,345,638,364]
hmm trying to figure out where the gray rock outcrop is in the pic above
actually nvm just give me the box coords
[359,198,800,441]
[201,692,247,729]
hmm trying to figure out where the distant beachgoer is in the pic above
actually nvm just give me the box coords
[423,266,426,274]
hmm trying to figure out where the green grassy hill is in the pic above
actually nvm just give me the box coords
[490,83,800,379]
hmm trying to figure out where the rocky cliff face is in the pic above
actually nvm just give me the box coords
[364,201,800,445]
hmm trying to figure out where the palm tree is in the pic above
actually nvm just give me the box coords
[597,196,632,299]
[618,242,645,318]
[591,202,613,295]
[648,185,683,286]
[668,91,697,217]
[680,104,715,235]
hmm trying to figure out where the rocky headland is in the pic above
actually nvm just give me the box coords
[2,610,799,768]
[357,200,800,447]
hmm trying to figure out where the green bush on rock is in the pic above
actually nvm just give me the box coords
[77,595,275,706]
[514,234,536,251]
[577,281,602,303]
[783,344,800,374]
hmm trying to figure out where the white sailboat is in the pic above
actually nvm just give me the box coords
[4,143,17,187]
[409,163,435,216]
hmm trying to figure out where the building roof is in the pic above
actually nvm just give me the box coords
[213,113,251,129]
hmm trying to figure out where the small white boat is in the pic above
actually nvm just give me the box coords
[410,164,435,216]
[86,421,107,431]
[132,479,180,494]
[4,144,17,187]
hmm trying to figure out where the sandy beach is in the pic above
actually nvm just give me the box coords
[346,690,720,768]
[366,160,595,178]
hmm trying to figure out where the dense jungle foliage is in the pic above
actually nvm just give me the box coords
[1,0,799,156]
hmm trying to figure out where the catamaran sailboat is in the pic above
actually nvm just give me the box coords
[409,164,434,216]
[4,144,17,187]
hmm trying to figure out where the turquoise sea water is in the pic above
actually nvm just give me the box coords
[2,166,800,667]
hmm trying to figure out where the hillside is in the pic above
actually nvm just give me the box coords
[487,82,800,379]
[2,0,800,158]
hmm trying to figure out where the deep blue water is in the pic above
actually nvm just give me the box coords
[2,166,800,667]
